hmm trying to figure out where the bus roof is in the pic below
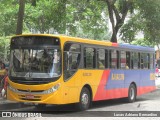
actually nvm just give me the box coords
[12,34,155,52]
[119,43,154,52]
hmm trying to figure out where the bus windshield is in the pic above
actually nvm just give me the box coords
[9,36,61,80]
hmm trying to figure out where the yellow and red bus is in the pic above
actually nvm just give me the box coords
[7,34,156,110]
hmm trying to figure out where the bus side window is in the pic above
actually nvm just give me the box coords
[97,49,105,69]
[144,53,149,69]
[105,50,109,68]
[150,54,154,69]
[110,50,117,69]
[117,51,120,69]
[64,43,81,81]
[84,48,96,69]
[131,52,139,69]
[120,51,126,69]
[126,51,130,69]
[141,53,148,69]
[109,50,112,68]
[148,54,150,69]
[138,53,141,69]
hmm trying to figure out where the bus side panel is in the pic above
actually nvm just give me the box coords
[137,70,156,95]
[94,70,128,101]
[94,70,156,101]
[63,70,104,104]
[124,70,140,94]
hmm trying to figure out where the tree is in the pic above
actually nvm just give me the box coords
[103,0,133,42]
[0,0,18,36]
[16,0,26,35]
[131,38,154,47]
[25,0,66,34]
[24,0,109,40]
[120,13,144,43]
[66,0,109,40]
[120,0,160,47]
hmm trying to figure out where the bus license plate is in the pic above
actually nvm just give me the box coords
[25,94,34,99]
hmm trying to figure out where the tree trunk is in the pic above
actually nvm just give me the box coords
[111,30,117,42]
[16,0,25,35]
[105,0,131,43]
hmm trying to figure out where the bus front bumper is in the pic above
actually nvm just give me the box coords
[7,87,64,105]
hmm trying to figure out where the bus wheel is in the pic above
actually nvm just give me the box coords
[76,87,91,111]
[128,84,136,103]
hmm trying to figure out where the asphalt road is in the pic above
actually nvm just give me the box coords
[1,78,160,118]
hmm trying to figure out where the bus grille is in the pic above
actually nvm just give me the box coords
[17,89,44,93]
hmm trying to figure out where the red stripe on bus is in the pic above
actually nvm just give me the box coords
[94,86,156,101]
[137,86,156,96]
[112,43,118,47]
[94,70,110,101]
[94,88,128,101]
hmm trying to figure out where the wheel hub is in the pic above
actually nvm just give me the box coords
[130,87,135,100]
[81,93,89,106]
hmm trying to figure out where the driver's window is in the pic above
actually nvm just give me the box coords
[64,43,81,81]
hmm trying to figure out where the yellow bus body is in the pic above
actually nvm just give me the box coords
[7,34,155,107]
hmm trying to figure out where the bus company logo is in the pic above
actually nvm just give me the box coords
[150,73,155,80]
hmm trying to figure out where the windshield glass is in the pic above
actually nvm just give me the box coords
[9,36,61,84]
[10,48,61,78]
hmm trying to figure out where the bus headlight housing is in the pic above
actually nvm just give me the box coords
[43,83,60,94]
[8,84,18,93]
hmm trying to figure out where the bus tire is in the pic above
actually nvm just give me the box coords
[127,84,136,103]
[76,87,91,111]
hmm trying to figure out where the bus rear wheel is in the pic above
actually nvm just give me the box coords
[76,87,91,111]
[127,84,136,103]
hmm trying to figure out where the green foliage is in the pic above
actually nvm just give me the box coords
[0,0,18,36]
[0,36,10,62]
[66,0,108,40]
[131,38,154,47]
[25,0,67,33]
[120,0,160,46]
[120,13,144,43]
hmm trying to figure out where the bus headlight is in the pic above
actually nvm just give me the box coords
[8,84,18,93]
[43,83,60,94]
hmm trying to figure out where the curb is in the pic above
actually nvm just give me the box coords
[0,98,29,111]
[0,98,17,104]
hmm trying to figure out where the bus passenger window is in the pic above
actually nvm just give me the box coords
[110,50,117,69]
[141,53,148,69]
[105,50,109,68]
[97,49,105,69]
[126,51,130,69]
[84,48,95,69]
[64,43,81,81]
[131,52,139,69]
[150,54,154,69]
[120,51,126,69]
[117,51,120,69]
[147,54,150,69]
